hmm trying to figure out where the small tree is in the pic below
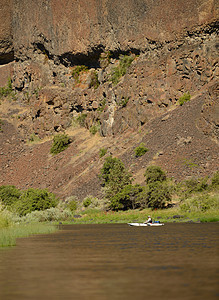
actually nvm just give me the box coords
[110,184,145,211]
[144,166,171,209]
[99,156,132,198]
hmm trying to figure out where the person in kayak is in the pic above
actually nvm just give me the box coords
[144,216,152,224]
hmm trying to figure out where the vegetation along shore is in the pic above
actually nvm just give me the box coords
[0,158,218,247]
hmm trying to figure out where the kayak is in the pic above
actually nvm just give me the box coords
[128,223,164,227]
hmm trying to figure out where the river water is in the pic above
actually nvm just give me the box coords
[0,223,218,300]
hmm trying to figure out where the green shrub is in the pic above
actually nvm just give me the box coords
[178,92,191,106]
[72,65,88,83]
[83,197,92,208]
[0,185,21,207]
[180,194,219,212]
[99,148,107,158]
[111,55,134,85]
[50,134,71,154]
[211,171,219,189]
[67,200,77,212]
[14,188,58,216]
[144,166,167,184]
[135,143,148,157]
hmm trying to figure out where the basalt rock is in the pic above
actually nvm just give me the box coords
[0,0,218,139]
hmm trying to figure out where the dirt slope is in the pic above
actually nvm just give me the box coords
[0,90,218,200]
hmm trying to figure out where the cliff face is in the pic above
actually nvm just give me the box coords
[0,1,218,198]
[12,0,217,56]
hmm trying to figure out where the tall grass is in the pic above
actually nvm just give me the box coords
[0,223,57,247]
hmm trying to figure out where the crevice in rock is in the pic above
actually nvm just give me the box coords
[0,51,14,65]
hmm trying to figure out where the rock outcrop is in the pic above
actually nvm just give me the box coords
[0,0,218,198]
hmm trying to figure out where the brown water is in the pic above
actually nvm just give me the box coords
[0,223,218,300]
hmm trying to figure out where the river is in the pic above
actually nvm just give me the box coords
[0,223,218,300]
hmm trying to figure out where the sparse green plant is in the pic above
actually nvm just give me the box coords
[0,78,13,98]
[90,70,100,89]
[99,148,107,158]
[89,124,99,135]
[97,98,107,112]
[118,97,129,108]
[178,92,191,106]
[28,133,40,143]
[76,113,87,127]
[0,119,3,132]
[135,143,149,157]
[111,55,134,85]
[50,133,71,155]
[72,65,88,83]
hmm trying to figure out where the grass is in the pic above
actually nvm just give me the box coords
[0,223,57,247]
[59,206,219,225]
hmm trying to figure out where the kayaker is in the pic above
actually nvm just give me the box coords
[144,216,152,224]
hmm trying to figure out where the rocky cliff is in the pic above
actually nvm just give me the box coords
[0,0,218,199]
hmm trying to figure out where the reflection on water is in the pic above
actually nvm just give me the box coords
[0,223,218,300]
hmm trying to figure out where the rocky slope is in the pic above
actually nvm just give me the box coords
[0,0,218,200]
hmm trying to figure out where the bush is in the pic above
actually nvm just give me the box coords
[144,166,167,184]
[211,171,219,189]
[0,185,21,207]
[135,143,148,157]
[67,199,77,212]
[147,182,171,209]
[83,197,92,208]
[50,134,71,154]
[180,194,219,212]
[23,207,73,222]
[178,92,191,106]
[99,148,107,158]
[111,55,134,85]
[14,188,58,216]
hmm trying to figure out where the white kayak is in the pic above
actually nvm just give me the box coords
[128,222,164,227]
